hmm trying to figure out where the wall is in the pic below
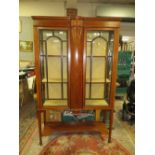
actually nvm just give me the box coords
[19,1,100,61]
[19,1,135,61]
[19,1,100,17]
[19,1,65,16]
[19,17,34,61]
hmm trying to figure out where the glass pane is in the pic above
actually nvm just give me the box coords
[91,84,105,99]
[63,58,67,82]
[86,57,90,82]
[92,38,107,56]
[40,30,67,56]
[92,58,106,81]
[42,30,67,41]
[54,31,67,41]
[44,83,68,100]
[63,83,67,99]
[87,42,91,56]
[48,57,61,80]
[63,42,67,56]
[85,84,90,99]
[48,84,61,99]
[46,37,61,55]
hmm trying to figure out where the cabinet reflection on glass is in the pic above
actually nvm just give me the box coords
[85,31,114,106]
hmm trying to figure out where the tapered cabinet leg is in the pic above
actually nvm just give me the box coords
[96,110,101,121]
[103,111,107,123]
[37,111,42,145]
[108,110,114,143]
[44,110,46,125]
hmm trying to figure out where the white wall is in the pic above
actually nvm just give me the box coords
[19,17,34,61]
[19,1,101,17]
[120,22,135,38]
[19,1,135,61]
[19,1,66,16]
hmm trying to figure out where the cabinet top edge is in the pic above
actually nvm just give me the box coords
[32,16,121,21]
[32,16,70,20]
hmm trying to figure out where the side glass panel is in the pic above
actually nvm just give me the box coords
[85,31,114,106]
[39,30,68,106]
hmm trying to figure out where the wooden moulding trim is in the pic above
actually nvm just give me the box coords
[42,106,70,110]
[71,19,83,27]
[83,17,121,21]
[37,109,45,113]
[84,21,120,28]
[82,106,112,110]
[32,16,70,20]
[67,30,71,108]
[34,27,42,109]
[32,16,120,22]
[41,107,113,111]
[32,18,70,27]
[109,29,120,108]
[69,19,84,109]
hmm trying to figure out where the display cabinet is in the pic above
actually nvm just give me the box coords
[32,16,120,145]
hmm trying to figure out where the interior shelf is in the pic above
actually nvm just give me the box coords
[42,78,68,83]
[40,54,67,57]
[43,100,68,106]
[86,78,110,83]
[85,100,108,106]
[86,55,112,57]
[42,121,108,136]
[42,78,110,83]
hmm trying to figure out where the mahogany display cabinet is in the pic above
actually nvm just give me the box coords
[32,16,120,145]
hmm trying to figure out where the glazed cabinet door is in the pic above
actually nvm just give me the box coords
[84,30,115,107]
[39,29,69,108]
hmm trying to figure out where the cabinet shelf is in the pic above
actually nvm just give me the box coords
[85,99,108,106]
[42,78,68,83]
[86,78,110,83]
[40,54,67,57]
[42,122,108,136]
[43,99,68,106]
[86,55,112,58]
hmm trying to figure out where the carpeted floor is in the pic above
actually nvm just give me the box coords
[19,99,135,155]
[19,100,37,153]
[39,134,131,155]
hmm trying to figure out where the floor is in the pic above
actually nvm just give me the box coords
[19,80,37,153]
[19,98,135,155]
[113,99,135,154]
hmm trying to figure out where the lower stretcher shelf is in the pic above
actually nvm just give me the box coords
[42,121,108,136]
[43,99,108,106]
[43,100,68,106]
[85,100,108,106]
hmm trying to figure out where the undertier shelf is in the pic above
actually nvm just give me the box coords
[43,100,68,106]
[85,100,108,106]
[42,121,108,136]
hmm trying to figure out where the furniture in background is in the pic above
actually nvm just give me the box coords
[122,79,135,125]
[19,60,36,108]
[116,51,132,97]
[19,71,27,108]
[32,16,120,145]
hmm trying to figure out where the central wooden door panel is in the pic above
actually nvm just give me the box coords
[69,19,84,109]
